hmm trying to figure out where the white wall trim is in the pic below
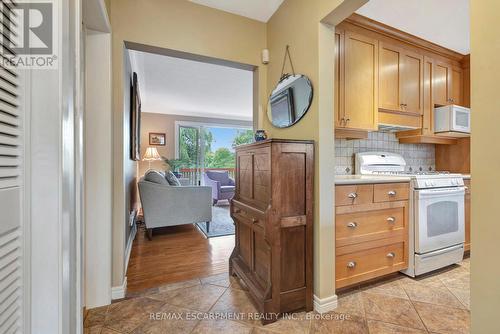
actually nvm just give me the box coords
[313,294,338,314]
[111,277,127,300]
[84,28,113,309]
[111,215,136,301]
[124,222,137,274]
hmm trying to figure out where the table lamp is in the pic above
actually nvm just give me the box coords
[142,147,162,169]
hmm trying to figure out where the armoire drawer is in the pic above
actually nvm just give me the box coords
[336,207,405,247]
[336,241,406,288]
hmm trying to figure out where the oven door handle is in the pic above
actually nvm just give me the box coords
[417,187,465,198]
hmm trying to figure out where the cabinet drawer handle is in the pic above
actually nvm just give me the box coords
[387,190,397,196]
[386,252,395,259]
[386,216,396,224]
[348,192,358,199]
[347,261,356,268]
[347,222,358,228]
[251,218,258,223]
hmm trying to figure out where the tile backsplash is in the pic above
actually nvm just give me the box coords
[335,131,435,175]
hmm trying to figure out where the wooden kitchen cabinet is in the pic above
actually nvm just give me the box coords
[433,61,450,106]
[335,183,409,289]
[450,66,463,106]
[379,43,423,115]
[379,42,402,112]
[434,61,463,106]
[334,14,468,142]
[401,49,424,114]
[337,30,378,131]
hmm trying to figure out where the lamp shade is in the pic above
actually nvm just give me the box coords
[142,147,162,161]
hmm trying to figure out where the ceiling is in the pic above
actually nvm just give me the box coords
[356,0,470,54]
[129,50,253,121]
[189,0,469,54]
[190,0,284,22]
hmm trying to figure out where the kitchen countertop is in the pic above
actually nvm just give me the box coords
[462,174,471,180]
[335,175,411,185]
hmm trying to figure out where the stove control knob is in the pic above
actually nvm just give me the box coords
[425,181,431,187]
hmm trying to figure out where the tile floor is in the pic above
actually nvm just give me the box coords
[85,257,470,334]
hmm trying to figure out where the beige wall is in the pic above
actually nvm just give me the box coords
[109,0,267,287]
[139,112,251,177]
[470,1,500,332]
[265,0,364,302]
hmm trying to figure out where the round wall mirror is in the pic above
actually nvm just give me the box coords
[267,74,313,128]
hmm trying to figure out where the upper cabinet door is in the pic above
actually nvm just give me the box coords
[450,66,463,106]
[434,61,450,106]
[344,31,378,130]
[379,42,402,112]
[334,30,345,128]
[401,50,424,114]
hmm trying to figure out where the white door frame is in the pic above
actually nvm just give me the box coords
[29,0,83,333]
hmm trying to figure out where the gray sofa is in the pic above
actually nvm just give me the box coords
[138,171,212,239]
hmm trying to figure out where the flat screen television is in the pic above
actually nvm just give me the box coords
[269,87,295,128]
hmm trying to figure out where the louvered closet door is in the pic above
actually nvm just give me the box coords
[0,1,25,333]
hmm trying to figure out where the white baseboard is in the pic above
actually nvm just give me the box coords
[112,277,127,300]
[112,222,136,300]
[313,294,338,314]
[125,223,137,274]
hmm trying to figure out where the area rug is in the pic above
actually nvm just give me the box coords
[195,204,235,238]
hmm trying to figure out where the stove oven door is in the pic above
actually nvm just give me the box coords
[414,187,465,254]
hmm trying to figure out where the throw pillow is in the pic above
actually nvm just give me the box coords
[144,170,169,185]
[165,171,181,186]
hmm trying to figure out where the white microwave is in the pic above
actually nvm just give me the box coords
[434,105,470,136]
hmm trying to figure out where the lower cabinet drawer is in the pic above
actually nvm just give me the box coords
[336,241,407,289]
[335,184,373,206]
[374,183,409,202]
[336,207,405,247]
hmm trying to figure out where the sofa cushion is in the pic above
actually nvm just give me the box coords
[220,185,235,193]
[144,170,169,185]
[165,171,181,186]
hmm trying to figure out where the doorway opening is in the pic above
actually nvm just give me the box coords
[124,44,257,294]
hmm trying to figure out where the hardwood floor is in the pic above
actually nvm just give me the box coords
[126,224,234,293]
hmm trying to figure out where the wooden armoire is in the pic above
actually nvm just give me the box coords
[229,139,314,323]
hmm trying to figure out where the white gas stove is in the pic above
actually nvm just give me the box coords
[355,152,465,277]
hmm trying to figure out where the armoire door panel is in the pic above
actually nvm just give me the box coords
[253,231,271,286]
[281,226,306,291]
[253,149,271,171]
[379,43,402,111]
[279,152,306,217]
[237,154,253,200]
[238,222,252,267]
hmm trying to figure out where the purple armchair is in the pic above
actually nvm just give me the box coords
[203,170,235,205]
